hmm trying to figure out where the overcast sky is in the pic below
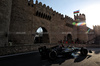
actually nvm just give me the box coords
[34,0,100,29]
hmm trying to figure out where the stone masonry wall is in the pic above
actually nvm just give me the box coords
[0,0,12,47]
[9,0,34,44]
[8,0,77,45]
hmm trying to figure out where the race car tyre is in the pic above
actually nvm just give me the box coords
[49,50,57,60]
[80,48,88,56]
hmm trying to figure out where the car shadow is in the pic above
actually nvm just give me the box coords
[74,55,86,62]
[0,52,92,66]
[40,55,73,66]
[74,54,92,62]
[50,56,73,65]
[40,54,92,66]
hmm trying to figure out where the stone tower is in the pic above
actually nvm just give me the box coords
[93,25,100,44]
[74,14,88,42]
[0,0,12,46]
[93,25,100,36]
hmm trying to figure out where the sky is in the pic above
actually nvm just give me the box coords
[34,0,100,29]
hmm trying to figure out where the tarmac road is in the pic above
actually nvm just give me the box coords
[0,48,100,66]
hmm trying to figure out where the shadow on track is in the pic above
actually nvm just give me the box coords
[74,55,92,62]
[0,52,92,66]
[40,55,74,66]
[40,54,92,66]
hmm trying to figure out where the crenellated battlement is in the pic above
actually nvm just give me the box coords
[43,4,46,8]
[27,0,74,22]
[27,0,74,20]
[28,0,33,4]
[49,7,53,11]
[0,0,93,47]
[74,13,86,22]
[93,25,100,36]
[36,0,38,4]
[93,25,100,28]
[65,15,73,21]
[46,6,50,9]
[38,2,42,6]
[74,13,85,17]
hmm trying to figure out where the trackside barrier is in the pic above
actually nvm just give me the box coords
[0,43,100,56]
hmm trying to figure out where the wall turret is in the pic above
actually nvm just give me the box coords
[39,2,42,6]
[74,13,86,22]
[93,25,100,36]
[50,7,53,12]
[47,6,50,9]
[36,0,38,4]
[30,0,33,4]
[43,4,46,8]
[53,11,56,16]
[74,13,88,42]
[28,0,34,7]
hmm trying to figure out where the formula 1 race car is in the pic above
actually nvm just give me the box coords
[38,44,92,60]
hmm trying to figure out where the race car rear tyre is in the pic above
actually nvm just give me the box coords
[80,48,88,56]
[49,51,57,60]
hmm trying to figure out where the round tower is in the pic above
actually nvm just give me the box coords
[0,0,12,46]
[74,13,88,42]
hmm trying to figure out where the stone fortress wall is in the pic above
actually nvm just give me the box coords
[0,0,12,47]
[0,0,90,47]
[0,0,99,56]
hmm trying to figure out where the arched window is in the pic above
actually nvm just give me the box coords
[32,4,34,7]
[28,0,30,6]
[35,11,51,21]
[38,12,41,17]
[28,3,30,6]
[36,11,38,16]
[43,14,45,18]
[47,16,49,20]
[45,15,47,19]
[34,27,50,44]
[41,13,43,18]
[49,16,51,20]
[67,34,72,43]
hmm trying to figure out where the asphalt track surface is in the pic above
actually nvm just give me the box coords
[0,48,100,66]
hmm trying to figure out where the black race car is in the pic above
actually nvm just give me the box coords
[38,44,92,60]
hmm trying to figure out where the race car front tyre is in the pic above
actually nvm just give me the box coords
[80,48,88,56]
[49,50,57,60]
